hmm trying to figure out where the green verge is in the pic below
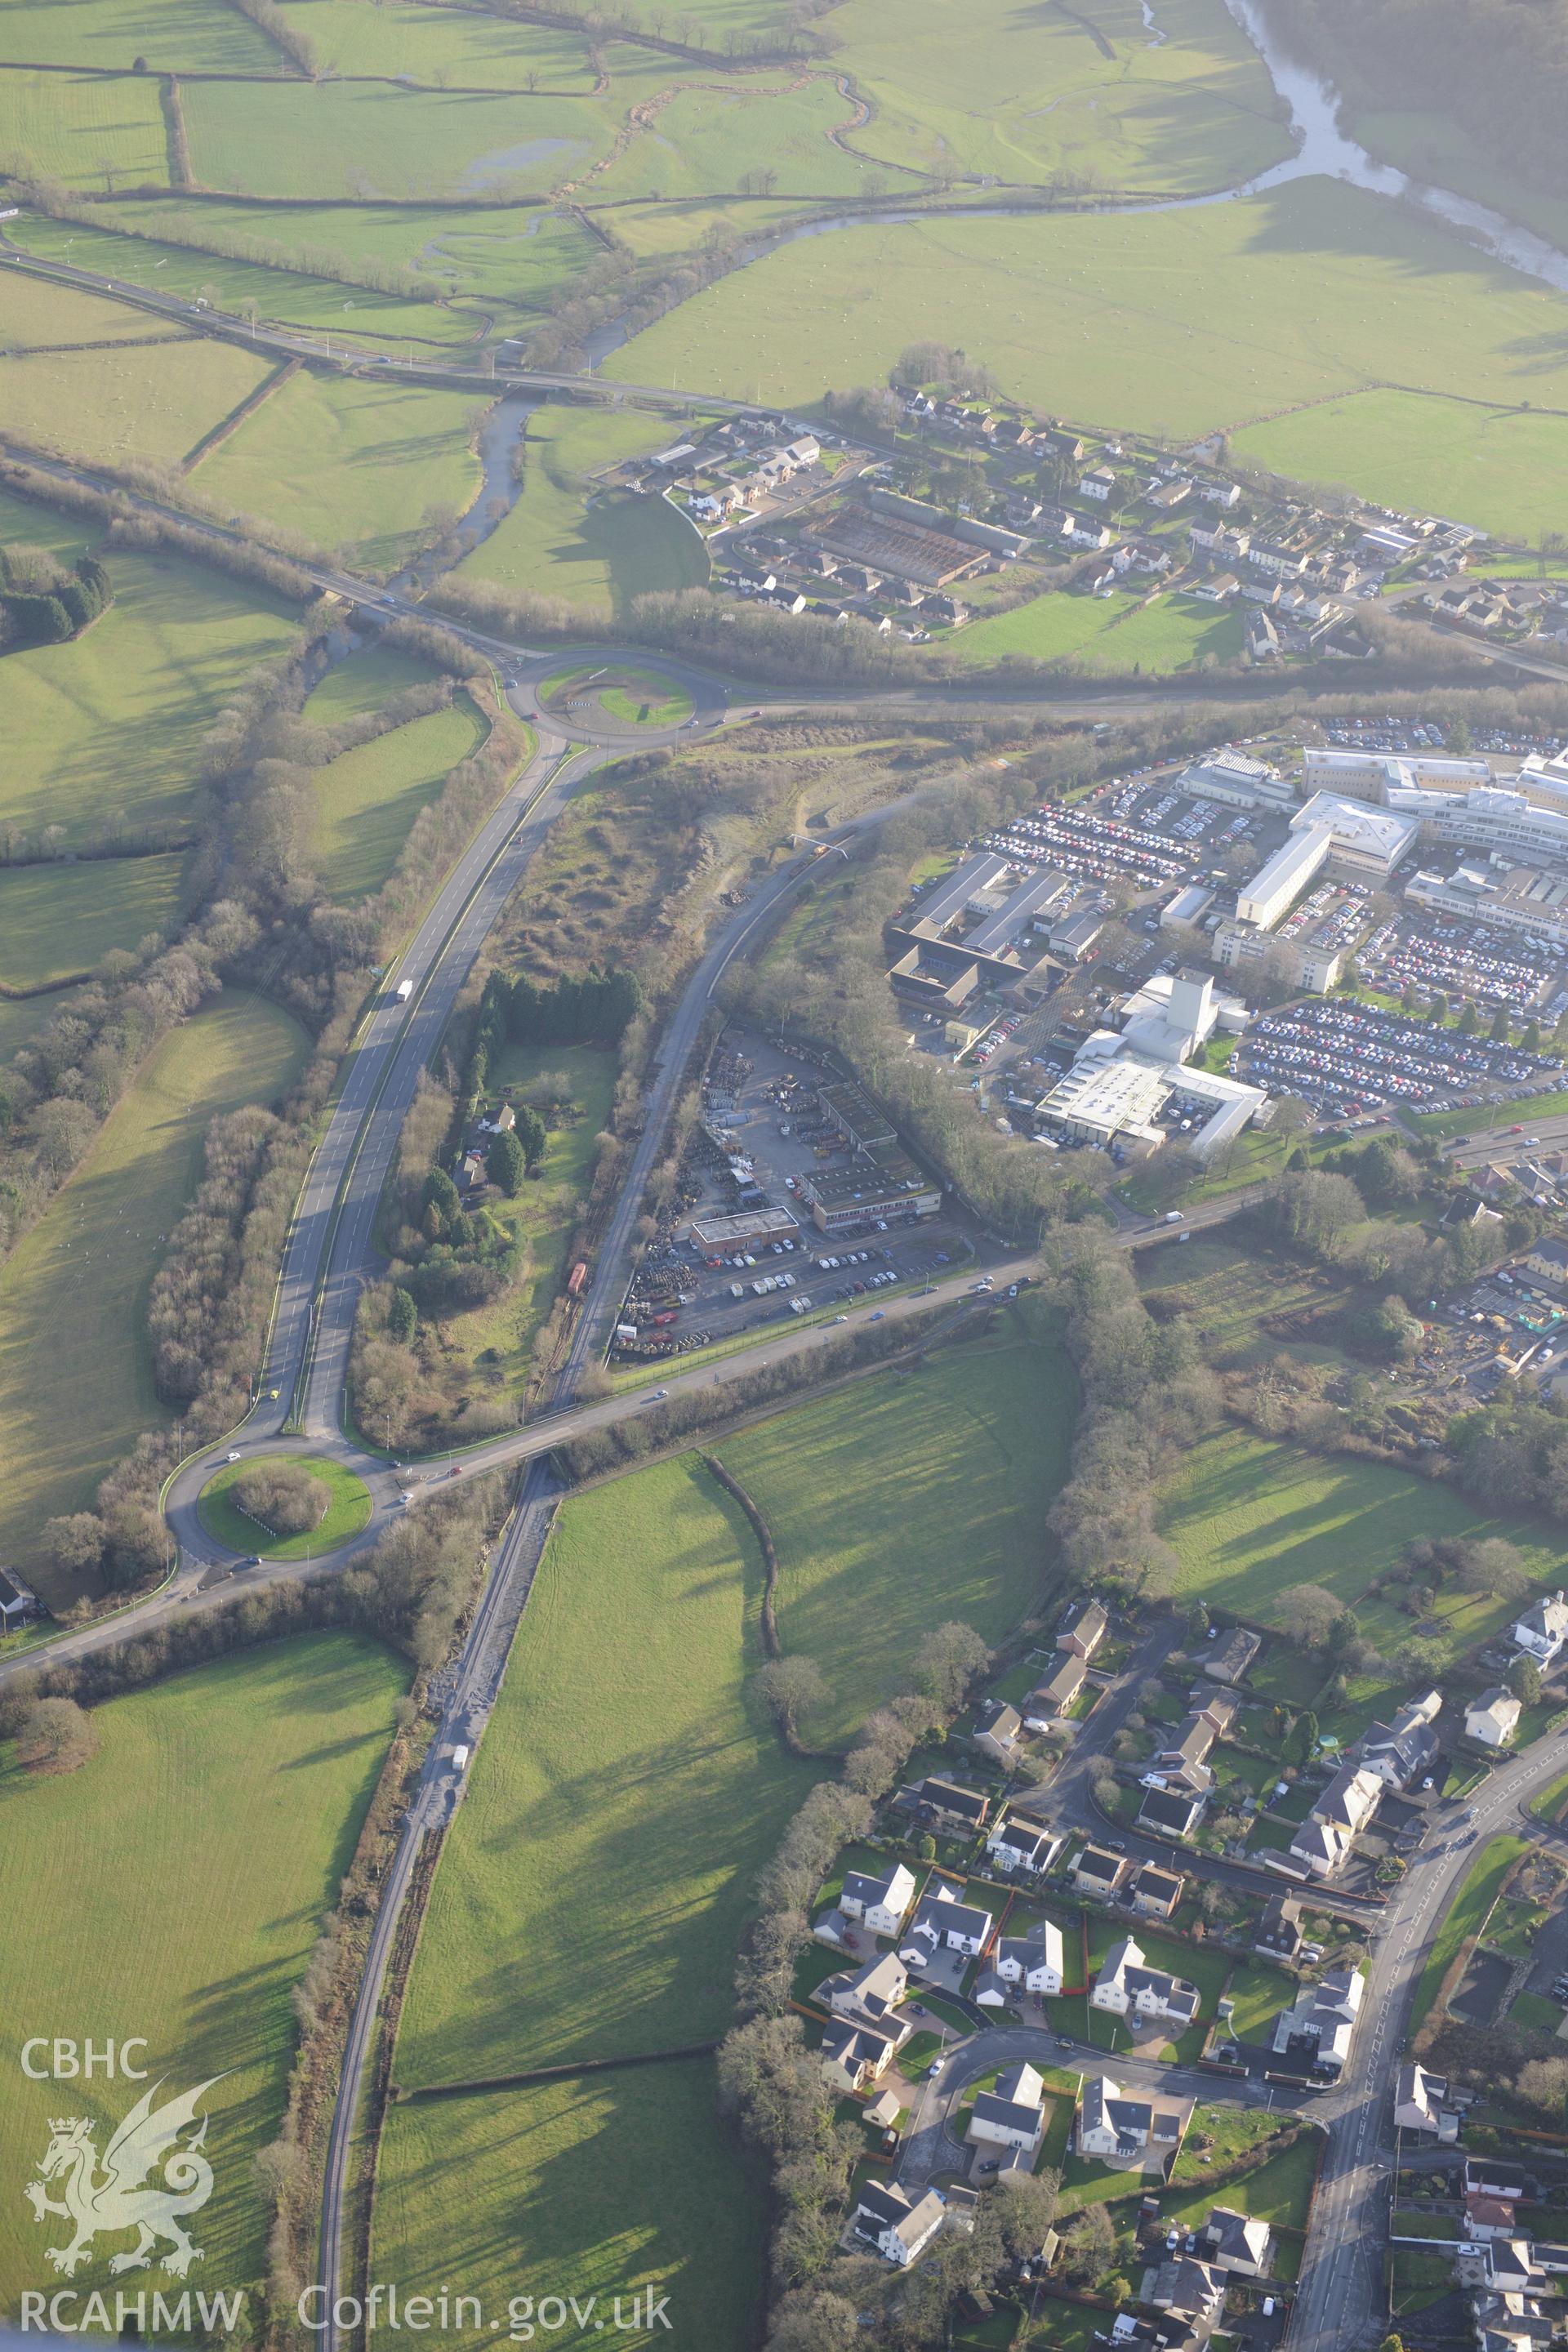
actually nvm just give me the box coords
[197,1454,373,1560]
[1410,1836,1528,2030]
[0,1634,408,2313]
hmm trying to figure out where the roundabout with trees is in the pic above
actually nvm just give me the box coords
[197,1453,373,1560]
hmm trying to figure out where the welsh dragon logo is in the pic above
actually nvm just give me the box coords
[24,2077,224,2278]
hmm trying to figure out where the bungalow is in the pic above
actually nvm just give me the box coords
[1467,1688,1523,1750]
[1091,1937,1200,2029]
[1078,2075,1184,2161]
[994,1918,1067,1998]
[1202,2207,1273,2277]
[1467,2159,1533,2203]
[821,2016,900,2093]
[852,2178,947,2267]
[1360,1690,1441,1790]
[974,1701,1024,1765]
[1071,1844,1129,1898]
[1203,1628,1261,1684]
[926,594,970,626]
[1469,2194,1522,2243]
[476,1102,516,1135]
[1143,1713,1222,1798]
[917,1777,991,1831]
[1254,1894,1303,1964]
[1130,1865,1183,1922]
[1394,2061,1453,2137]
[1149,2258,1227,2328]
[1137,1785,1204,1842]
[970,2061,1046,2154]
[1058,1599,1107,1661]
[1513,1590,1568,1666]
[1144,479,1194,513]
[1192,572,1240,604]
[840,1861,917,1937]
[830,1951,910,2031]
[1272,1967,1364,2078]
[1025,1655,1087,1722]
[899,1882,994,1967]
[0,1568,41,1628]
[985,1818,1063,1878]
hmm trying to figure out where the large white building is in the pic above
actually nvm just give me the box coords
[1037,1031,1266,1159]
[1179,750,1296,811]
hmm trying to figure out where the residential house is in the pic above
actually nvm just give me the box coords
[1394,2062,1455,2139]
[985,1818,1063,1878]
[1203,1628,1262,1685]
[1469,2194,1523,2243]
[1144,479,1194,514]
[1523,1237,1568,1289]
[1130,1865,1183,1922]
[1468,2160,1533,2203]
[863,2087,902,2132]
[1192,572,1240,604]
[974,1701,1024,1765]
[1077,2075,1186,2162]
[1071,1844,1129,1898]
[1289,1763,1382,1878]
[1196,479,1242,509]
[1143,1697,1235,1799]
[994,1919,1067,1998]
[1058,1600,1108,1661]
[821,2016,900,2093]
[1148,2258,1227,2328]
[1513,1590,1568,1666]
[1202,2207,1273,2277]
[1062,512,1113,550]
[840,1861,917,1938]
[898,1882,994,1967]
[852,2178,947,2266]
[782,435,821,469]
[1467,1688,1523,1749]
[1359,1690,1442,1790]
[1254,1894,1303,1964]
[1272,1967,1364,2078]
[1091,1937,1200,2030]
[1080,466,1119,503]
[917,1777,991,1832]
[1189,519,1250,559]
[829,1952,910,2033]
[926,595,970,626]
[476,1102,516,1136]
[1486,2243,1543,2296]
[0,1568,41,1628]
[1137,1785,1205,1842]
[1024,1655,1086,1722]
[1472,2293,1557,2352]
[970,2062,1047,2154]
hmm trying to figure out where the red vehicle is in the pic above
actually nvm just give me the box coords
[652,1310,679,1328]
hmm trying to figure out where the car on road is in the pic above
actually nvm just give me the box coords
[928,2057,943,2078]
[650,1388,668,1400]
[225,1449,243,1463]
[869,1310,885,1321]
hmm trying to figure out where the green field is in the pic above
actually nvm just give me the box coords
[195,369,487,568]
[309,695,490,900]
[956,587,1246,674]
[605,177,1568,469]
[460,404,710,614]
[0,990,307,1608]
[0,1634,407,2311]
[178,78,610,203]
[714,1334,1077,1743]
[197,1454,373,1559]
[305,0,596,88]
[2,328,274,475]
[393,1456,816,2083]
[0,537,298,841]
[1233,390,1568,546]
[1410,1837,1527,2029]
[1159,1427,1560,1643]
[2,269,202,350]
[0,0,277,69]
[0,65,170,186]
[302,640,444,724]
[373,2062,764,2352]
[0,853,187,989]
[589,77,884,203]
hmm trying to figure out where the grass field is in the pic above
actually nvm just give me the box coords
[605,177,1568,470]
[0,540,298,841]
[179,78,609,202]
[2,269,203,350]
[0,65,169,186]
[590,77,884,203]
[393,1456,817,2083]
[1232,390,1568,546]
[2,329,274,475]
[302,640,443,724]
[195,369,486,568]
[1158,1427,1560,1646]
[1410,1837,1527,2029]
[305,0,596,88]
[0,0,277,69]
[713,1334,1077,1743]
[372,2062,764,2352]
[0,1634,406,2311]
[460,404,710,613]
[197,1454,372,1559]
[955,587,1246,674]
[0,990,307,1608]
[308,695,490,901]
[0,853,187,989]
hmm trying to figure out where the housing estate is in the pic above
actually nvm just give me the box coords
[1090,1938,1201,2029]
